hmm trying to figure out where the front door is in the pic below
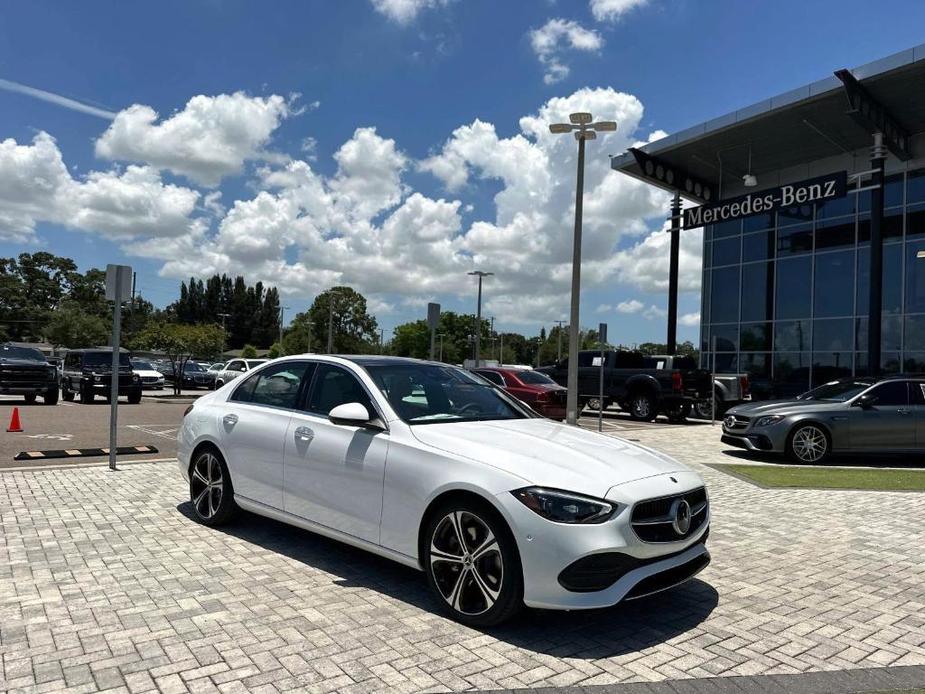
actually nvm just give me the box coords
[217,361,312,509]
[848,381,915,450]
[908,380,925,450]
[284,363,389,544]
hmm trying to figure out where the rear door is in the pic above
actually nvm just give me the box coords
[909,381,925,450]
[848,381,915,450]
[217,361,313,509]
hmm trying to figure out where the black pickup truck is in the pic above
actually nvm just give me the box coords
[0,343,60,405]
[537,350,713,422]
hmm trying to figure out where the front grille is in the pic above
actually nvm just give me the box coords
[141,376,161,383]
[631,487,708,543]
[0,367,51,384]
[723,414,750,431]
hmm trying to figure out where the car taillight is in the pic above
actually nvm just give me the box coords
[740,375,750,397]
[183,404,194,417]
[672,371,683,392]
[535,391,549,402]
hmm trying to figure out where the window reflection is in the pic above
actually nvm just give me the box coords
[775,256,812,319]
[814,251,854,318]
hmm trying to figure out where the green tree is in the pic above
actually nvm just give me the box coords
[267,342,282,359]
[308,287,379,354]
[132,322,224,395]
[241,344,258,358]
[46,302,110,349]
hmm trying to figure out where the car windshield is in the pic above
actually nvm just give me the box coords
[364,363,527,424]
[83,352,132,368]
[132,359,154,370]
[0,344,45,361]
[516,370,556,385]
[209,363,224,371]
[184,362,206,372]
[798,380,873,402]
[246,360,267,368]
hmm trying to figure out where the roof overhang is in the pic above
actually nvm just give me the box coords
[612,44,925,200]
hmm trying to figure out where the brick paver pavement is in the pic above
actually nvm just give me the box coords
[1,423,924,693]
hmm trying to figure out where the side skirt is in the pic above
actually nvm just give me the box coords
[234,495,422,571]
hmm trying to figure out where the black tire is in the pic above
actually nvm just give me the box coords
[585,397,603,411]
[189,448,238,526]
[423,497,523,627]
[43,388,58,405]
[23,393,37,405]
[127,390,142,404]
[79,386,94,404]
[628,391,658,421]
[786,423,831,464]
[61,384,74,402]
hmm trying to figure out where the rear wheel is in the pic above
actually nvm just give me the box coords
[127,389,142,404]
[628,391,657,421]
[79,386,94,404]
[666,402,691,424]
[423,499,522,627]
[189,449,238,526]
[61,383,74,402]
[787,423,830,464]
[585,397,603,411]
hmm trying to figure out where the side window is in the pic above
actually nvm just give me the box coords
[912,382,925,405]
[477,371,505,386]
[230,362,312,409]
[868,382,909,406]
[306,364,375,416]
[577,352,595,367]
[228,360,244,372]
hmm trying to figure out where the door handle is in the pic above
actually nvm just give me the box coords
[223,413,238,426]
[294,426,314,442]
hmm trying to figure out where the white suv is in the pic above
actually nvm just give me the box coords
[213,358,268,388]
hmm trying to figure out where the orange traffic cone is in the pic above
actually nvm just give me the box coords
[7,407,23,433]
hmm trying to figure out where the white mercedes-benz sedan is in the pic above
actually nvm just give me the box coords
[178,355,710,626]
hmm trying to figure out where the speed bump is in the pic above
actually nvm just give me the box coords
[13,445,159,461]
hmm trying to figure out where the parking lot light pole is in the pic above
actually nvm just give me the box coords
[554,319,566,363]
[437,333,445,361]
[549,113,617,425]
[279,306,290,352]
[468,271,493,367]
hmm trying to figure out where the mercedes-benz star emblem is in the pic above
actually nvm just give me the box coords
[670,498,691,536]
[723,415,735,429]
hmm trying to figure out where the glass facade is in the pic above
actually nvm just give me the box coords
[701,169,925,399]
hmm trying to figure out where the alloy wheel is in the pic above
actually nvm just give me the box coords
[429,511,503,616]
[792,425,827,463]
[633,395,650,418]
[191,452,224,519]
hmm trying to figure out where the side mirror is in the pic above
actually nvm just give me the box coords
[853,393,877,409]
[328,402,382,429]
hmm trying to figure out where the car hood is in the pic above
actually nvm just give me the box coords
[134,369,163,378]
[728,399,844,416]
[409,418,689,498]
[0,358,48,366]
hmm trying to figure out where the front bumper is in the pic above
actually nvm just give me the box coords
[721,425,786,453]
[0,383,56,394]
[494,471,711,610]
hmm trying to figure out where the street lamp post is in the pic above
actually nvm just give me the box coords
[218,312,231,359]
[467,270,493,367]
[437,333,445,361]
[549,112,617,425]
[554,319,566,363]
[279,305,290,351]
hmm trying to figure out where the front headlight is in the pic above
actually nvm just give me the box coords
[754,415,784,427]
[93,374,102,382]
[512,487,616,524]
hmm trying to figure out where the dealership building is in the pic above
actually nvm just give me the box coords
[612,45,925,397]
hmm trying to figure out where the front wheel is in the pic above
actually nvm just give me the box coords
[628,391,657,421]
[189,449,238,526]
[43,388,58,405]
[423,501,523,627]
[787,423,830,464]
[127,390,142,404]
[23,393,36,405]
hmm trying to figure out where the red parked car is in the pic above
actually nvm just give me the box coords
[472,367,567,420]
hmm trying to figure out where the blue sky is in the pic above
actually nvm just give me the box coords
[1,0,923,345]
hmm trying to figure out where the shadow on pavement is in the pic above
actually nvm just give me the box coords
[177,501,719,657]
[720,447,925,469]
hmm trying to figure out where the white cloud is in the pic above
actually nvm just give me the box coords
[608,223,703,293]
[680,311,700,327]
[0,131,199,243]
[529,19,603,84]
[370,0,452,24]
[643,304,667,320]
[590,0,648,22]
[616,299,644,314]
[95,92,291,186]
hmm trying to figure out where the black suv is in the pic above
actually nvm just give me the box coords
[0,343,59,405]
[61,348,143,404]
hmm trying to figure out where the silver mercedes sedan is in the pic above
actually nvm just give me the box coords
[721,376,925,464]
